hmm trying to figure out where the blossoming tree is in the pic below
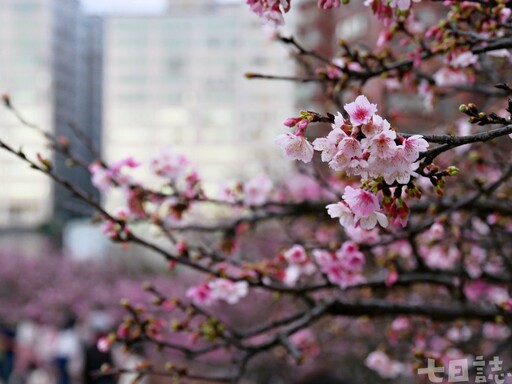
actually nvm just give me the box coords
[2,0,512,382]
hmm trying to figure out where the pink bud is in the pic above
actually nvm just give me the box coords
[283,117,301,127]
[385,269,399,287]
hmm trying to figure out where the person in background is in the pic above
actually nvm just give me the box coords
[83,310,115,384]
[53,311,82,384]
[0,324,15,383]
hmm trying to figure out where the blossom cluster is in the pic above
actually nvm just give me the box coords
[312,241,366,288]
[246,0,290,27]
[365,350,404,379]
[247,0,422,27]
[278,242,366,289]
[186,278,249,306]
[89,157,140,192]
[276,95,428,229]
[280,245,316,286]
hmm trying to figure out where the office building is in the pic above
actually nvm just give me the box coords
[102,1,298,209]
[0,0,102,228]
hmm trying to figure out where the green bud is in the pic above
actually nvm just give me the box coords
[446,166,460,176]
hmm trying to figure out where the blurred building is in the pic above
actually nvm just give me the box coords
[102,0,298,208]
[0,0,102,228]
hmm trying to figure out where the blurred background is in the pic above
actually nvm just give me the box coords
[0,1,372,382]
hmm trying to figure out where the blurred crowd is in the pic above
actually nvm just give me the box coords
[0,308,146,384]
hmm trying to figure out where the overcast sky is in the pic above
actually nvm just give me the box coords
[80,0,168,14]
[80,0,243,15]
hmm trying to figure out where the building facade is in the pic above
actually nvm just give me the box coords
[0,0,102,228]
[102,1,298,208]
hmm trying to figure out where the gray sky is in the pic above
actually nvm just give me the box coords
[80,0,243,14]
[80,0,168,14]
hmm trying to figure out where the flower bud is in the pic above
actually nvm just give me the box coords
[120,298,130,308]
[446,166,460,176]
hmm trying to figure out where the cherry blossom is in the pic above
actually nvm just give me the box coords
[389,0,421,11]
[342,186,388,230]
[313,242,366,288]
[90,162,113,191]
[90,157,140,191]
[365,350,404,379]
[361,114,391,138]
[448,51,479,68]
[283,244,308,264]
[336,241,366,272]
[243,175,273,206]
[344,95,378,126]
[312,127,347,162]
[281,245,316,286]
[325,201,354,227]
[317,0,340,10]
[274,132,314,163]
[208,279,249,304]
[186,283,215,306]
[246,0,290,27]
[364,129,397,159]
[150,148,189,180]
[433,67,472,87]
[402,135,429,162]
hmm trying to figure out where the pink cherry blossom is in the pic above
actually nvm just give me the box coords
[321,263,365,289]
[312,249,333,267]
[342,186,389,229]
[337,136,364,159]
[97,336,112,353]
[313,127,347,162]
[150,148,189,180]
[318,0,340,10]
[365,351,403,379]
[371,148,419,185]
[336,241,366,271]
[342,186,378,217]
[328,150,352,171]
[344,95,377,126]
[402,135,429,161]
[332,111,347,130]
[208,278,249,305]
[433,67,472,87]
[448,51,479,68]
[282,263,315,286]
[326,201,354,227]
[110,156,140,173]
[283,244,308,264]
[90,162,113,191]
[364,129,397,159]
[483,323,511,340]
[280,245,316,285]
[246,0,289,27]
[275,132,314,163]
[389,0,421,11]
[243,175,273,206]
[420,245,460,270]
[361,114,391,138]
[345,158,370,179]
[391,316,410,332]
[282,264,301,286]
[186,283,215,306]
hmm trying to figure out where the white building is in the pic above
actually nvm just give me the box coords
[102,1,298,209]
[0,0,102,228]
